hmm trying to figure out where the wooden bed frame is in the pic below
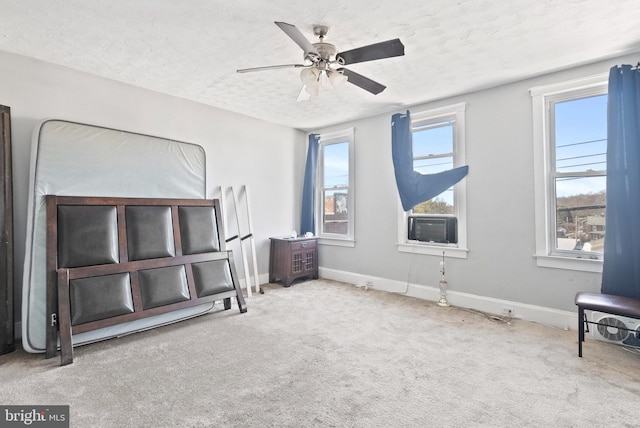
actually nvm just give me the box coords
[45,195,247,365]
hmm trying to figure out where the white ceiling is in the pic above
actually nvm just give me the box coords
[1,1,639,131]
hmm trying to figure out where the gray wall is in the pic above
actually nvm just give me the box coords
[314,53,639,315]
[3,47,637,328]
[0,50,304,319]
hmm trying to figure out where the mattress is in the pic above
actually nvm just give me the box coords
[22,120,209,353]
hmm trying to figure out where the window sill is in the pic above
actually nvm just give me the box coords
[397,242,468,259]
[534,254,603,273]
[318,237,355,248]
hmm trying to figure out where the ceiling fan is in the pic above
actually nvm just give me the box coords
[237,22,405,98]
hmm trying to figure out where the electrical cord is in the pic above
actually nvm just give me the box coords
[398,244,512,326]
[399,240,420,295]
[622,346,640,356]
[458,306,513,326]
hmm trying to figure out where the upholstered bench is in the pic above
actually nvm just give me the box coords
[574,292,640,357]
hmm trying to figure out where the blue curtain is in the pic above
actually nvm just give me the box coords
[601,65,640,299]
[300,134,320,235]
[391,111,469,212]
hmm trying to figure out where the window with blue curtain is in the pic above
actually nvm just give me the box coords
[601,64,640,299]
[530,75,608,271]
[391,110,468,212]
[316,129,355,241]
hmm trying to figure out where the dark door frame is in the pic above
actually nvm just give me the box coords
[1,104,15,355]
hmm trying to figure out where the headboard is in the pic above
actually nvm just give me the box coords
[45,195,247,365]
[23,120,207,354]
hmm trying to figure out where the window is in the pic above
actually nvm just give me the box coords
[316,128,355,246]
[412,117,456,215]
[397,103,468,258]
[531,74,607,271]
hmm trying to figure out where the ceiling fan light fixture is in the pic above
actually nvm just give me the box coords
[328,70,348,89]
[300,67,321,85]
[300,67,322,95]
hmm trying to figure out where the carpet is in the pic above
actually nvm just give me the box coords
[1,279,639,427]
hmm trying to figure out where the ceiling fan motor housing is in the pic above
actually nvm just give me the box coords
[311,42,337,61]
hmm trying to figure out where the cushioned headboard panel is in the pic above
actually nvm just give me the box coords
[178,206,220,255]
[126,206,176,261]
[192,260,235,297]
[22,120,207,353]
[70,273,134,325]
[57,205,119,268]
[138,265,191,310]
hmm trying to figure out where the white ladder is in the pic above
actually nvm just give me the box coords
[219,185,261,296]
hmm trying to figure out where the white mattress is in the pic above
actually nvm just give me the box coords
[22,120,210,353]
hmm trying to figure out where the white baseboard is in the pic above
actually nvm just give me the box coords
[319,267,577,331]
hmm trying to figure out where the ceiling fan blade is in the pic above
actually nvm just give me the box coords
[340,68,386,95]
[336,39,405,65]
[237,64,306,73]
[274,21,320,58]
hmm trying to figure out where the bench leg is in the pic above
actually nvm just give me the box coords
[578,306,584,358]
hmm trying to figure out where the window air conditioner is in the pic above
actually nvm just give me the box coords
[408,216,457,244]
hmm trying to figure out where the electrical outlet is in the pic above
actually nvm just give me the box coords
[502,307,514,317]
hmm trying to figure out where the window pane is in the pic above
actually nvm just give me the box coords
[323,189,349,235]
[321,140,350,236]
[411,120,455,216]
[555,95,607,174]
[316,129,354,240]
[413,124,453,158]
[412,190,454,215]
[323,142,349,188]
[414,156,454,174]
[555,176,606,253]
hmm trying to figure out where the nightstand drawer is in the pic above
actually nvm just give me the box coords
[290,240,316,251]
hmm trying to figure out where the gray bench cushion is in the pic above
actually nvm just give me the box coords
[575,292,640,319]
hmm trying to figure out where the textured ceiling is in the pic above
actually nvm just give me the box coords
[1,1,639,130]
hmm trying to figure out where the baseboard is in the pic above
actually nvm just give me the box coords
[319,267,577,331]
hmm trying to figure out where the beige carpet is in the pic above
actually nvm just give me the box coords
[1,279,639,427]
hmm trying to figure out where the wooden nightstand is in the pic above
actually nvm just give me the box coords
[269,237,318,287]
